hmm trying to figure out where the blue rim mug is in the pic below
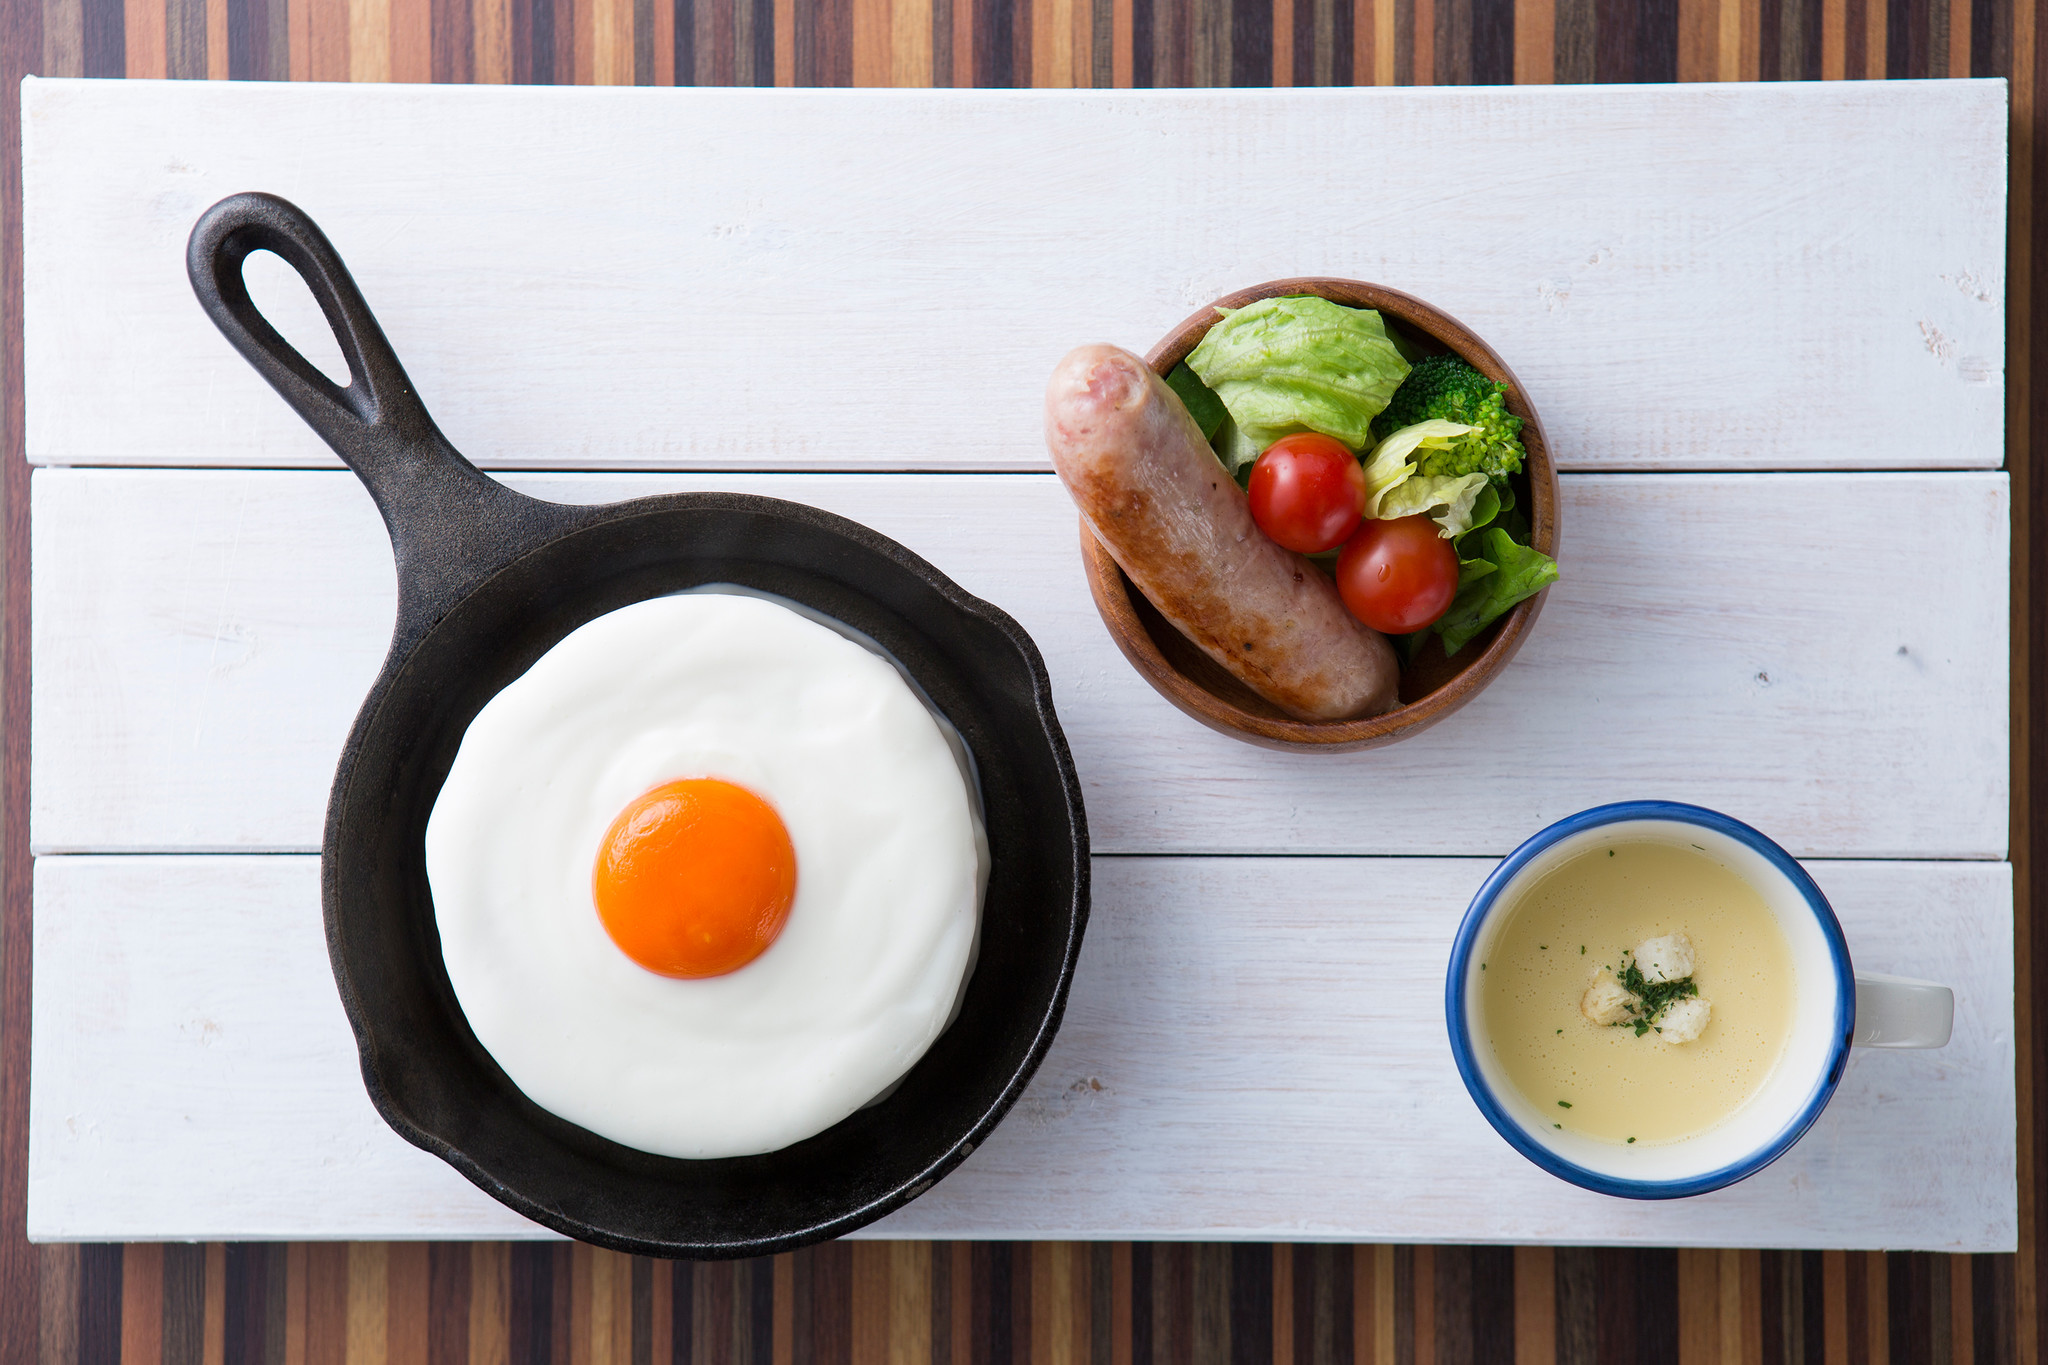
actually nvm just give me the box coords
[1445,801,1955,1199]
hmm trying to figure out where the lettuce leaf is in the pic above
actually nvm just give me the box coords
[1360,420,1474,517]
[1165,362,1228,440]
[1376,471,1492,538]
[1456,556,1500,589]
[1462,481,1503,537]
[1212,412,1262,479]
[1185,296,1411,471]
[1436,529,1561,656]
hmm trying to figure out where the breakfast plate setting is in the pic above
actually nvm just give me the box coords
[21,75,2013,1253]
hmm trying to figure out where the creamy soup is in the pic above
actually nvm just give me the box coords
[1479,841,1796,1146]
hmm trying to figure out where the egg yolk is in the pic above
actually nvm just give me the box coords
[592,778,797,978]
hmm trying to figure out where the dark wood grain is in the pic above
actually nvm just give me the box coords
[428,1243,471,1365]
[2013,0,2044,1341]
[1,0,37,1354]
[162,1245,205,1365]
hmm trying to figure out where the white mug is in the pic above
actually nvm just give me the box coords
[1444,801,1952,1198]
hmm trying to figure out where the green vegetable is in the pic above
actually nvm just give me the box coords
[1212,414,1261,478]
[1461,481,1502,537]
[1165,363,1228,441]
[1360,419,1472,517]
[1435,529,1560,655]
[1372,354,1526,482]
[1185,296,1411,473]
[1376,471,1492,538]
[1375,408,1553,653]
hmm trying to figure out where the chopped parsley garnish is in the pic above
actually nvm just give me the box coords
[1557,1100,1572,1109]
[1622,957,1698,1014]
[1627,1137,1636,1144]
[1610,953,1699,1037]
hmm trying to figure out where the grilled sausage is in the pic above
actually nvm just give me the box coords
[1045,344,1400,723]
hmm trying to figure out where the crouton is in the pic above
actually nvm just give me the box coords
[1654,996,1712,1044]
[1633,933,1696,985]
[1580,968,1640,1026]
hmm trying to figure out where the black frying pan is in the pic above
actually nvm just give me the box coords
[185,192,1089,1258]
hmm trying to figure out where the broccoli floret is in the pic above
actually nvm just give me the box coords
[1373,354,1525,481]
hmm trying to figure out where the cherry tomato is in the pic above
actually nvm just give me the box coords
[1246,433,1368,554]
[1336,515,1459,634]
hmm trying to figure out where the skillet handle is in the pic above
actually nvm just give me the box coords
[186,192,569,631]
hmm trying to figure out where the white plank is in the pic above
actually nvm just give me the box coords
[21,78,2005,475]
[31,469,2010,860]
[27,853,2013,1249]
[28,856,540,1242]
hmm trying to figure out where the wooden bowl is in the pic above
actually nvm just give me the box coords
[1078,277,1560,753]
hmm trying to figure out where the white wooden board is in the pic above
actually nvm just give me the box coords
[31,468,2010,860]
[22,77,2017,1249]
[20,77,2006,475]
[27,853,2013,1249]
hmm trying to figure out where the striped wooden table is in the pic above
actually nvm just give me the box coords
[3,0,2041,1357]
[24,0,2012,86]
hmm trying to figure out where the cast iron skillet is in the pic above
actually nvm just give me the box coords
[186,192,1089,1258]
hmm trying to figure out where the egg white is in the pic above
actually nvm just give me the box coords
[424,591,986,1159]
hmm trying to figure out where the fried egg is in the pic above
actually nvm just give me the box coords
[424,590,987,1159]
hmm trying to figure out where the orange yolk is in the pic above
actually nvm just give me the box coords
[592,778,797,978]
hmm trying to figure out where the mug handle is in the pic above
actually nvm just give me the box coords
[1853,972,1954,1048]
